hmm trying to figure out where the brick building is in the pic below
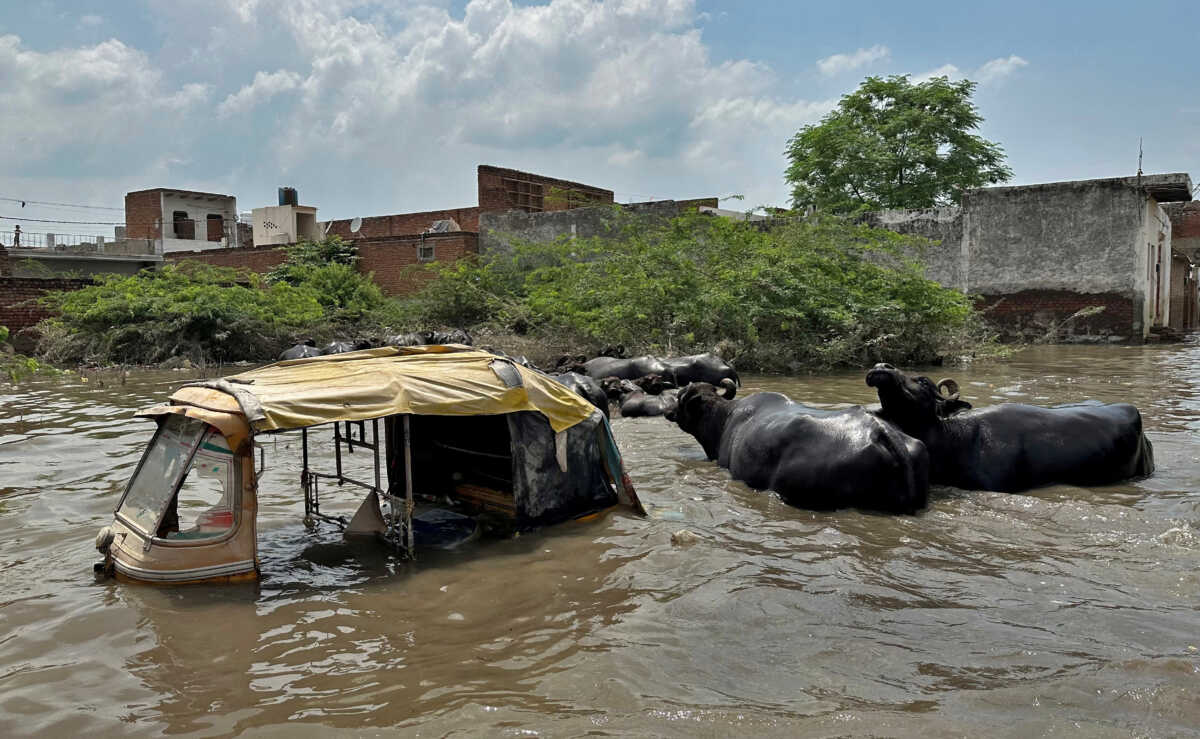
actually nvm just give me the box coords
[124,188,242,253]
[323,165,613,241]
[1162,201,1200,332]
[169,165,614,297]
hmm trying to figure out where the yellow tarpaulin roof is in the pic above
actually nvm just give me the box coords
[167,345,596,433]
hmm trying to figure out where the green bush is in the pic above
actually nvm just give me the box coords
[38,263,325,365]
[403,212,983,370]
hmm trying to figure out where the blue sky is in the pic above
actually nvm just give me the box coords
[2,1,1198,238]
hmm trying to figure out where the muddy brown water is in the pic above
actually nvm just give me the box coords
[1,344,1199,737]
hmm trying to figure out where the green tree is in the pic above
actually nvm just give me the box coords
[786,75,1011,213]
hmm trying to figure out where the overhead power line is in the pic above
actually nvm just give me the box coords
[0,195,124,211]
[1,214,128,225]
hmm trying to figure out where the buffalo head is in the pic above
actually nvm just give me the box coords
[665,379,736,424]
[866,363,971,431]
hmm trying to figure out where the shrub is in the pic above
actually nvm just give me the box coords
[403,211,982,370]
[38,263,325,365]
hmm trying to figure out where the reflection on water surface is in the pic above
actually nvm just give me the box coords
[1,343,1199,736]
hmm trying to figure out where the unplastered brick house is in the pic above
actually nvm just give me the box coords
[124,188,242,253]
[166,165,615,296]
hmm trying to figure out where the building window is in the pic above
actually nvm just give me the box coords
[173,210,195,240]
[206,214,224,242]
[418,243,435,262]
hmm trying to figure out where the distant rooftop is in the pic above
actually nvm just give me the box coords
[126,187,237,201]
[973,173,1193,202]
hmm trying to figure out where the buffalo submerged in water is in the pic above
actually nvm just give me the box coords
[667,380,929,513]
[866,363,1155,492]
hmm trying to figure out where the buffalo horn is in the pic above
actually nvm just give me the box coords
[936,378,960,400]
[717,378,737,400]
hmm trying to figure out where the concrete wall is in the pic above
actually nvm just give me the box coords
[479,198,718,253]
[862,207,964,290]
[252,205,321,246]
[1136,200,1172,332]
[867,180,1183,341]
[0,276,92,352]
[159,191,239,250]
[7,251,159,278]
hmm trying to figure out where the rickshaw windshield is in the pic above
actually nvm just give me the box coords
[116,414,208,535]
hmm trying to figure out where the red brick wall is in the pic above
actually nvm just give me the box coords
[1167,201,1200,239]
[164,243,287,273]
[477,165,613,213]
[0,277,92,352]
[358,233,478,295]
[163,233,478,297]
[325,207,482,240]
[976,290,1135,341]
[124,190,162,240]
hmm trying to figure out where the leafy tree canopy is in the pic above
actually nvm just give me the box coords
[786,75,1012,213]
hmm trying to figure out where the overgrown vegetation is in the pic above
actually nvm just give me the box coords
[404,211,989,371]
[32,220,991,371]
[35,236,407,366]
[1,325,53,383]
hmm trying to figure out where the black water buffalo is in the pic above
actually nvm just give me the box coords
[550,372,609,418]
[668,381,929,513]
[618,387,680,418]
[280,340,321,361]
[430,328,473,345]
[388,329,473,347]
[662,353,740,387]
[865,363,1154,492]
[627,373,675,395]
[582,355,671,381]
[321,339,373,355]
[389,330,434,346]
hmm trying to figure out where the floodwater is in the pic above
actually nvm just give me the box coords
[2,344,1199,738]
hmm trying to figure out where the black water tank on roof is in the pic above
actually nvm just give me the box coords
[278,187,298,206]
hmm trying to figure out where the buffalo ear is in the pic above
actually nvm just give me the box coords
[939,398,972,416]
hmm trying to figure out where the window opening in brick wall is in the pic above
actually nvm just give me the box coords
[502,178,544,212]
[418,243,435,262]
[173,211,195,240]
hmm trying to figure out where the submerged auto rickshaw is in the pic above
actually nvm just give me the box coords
[95,346,643,584]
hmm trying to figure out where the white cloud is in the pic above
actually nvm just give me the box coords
[912,63,962,83]
[1,1,833,214]
[912,56,1028,85]
[816,44,889,77]
[0,35,209,167]
[976,54,1028,83]
[217,69,302,117]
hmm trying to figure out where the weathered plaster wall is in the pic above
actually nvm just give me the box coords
[1134,200,1172,332]
[862,207,964,290]
[961,181,1143,296]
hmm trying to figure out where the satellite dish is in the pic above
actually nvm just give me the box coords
[349,217,362,234]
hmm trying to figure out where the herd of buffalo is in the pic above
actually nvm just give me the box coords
[279,335,1156,514]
